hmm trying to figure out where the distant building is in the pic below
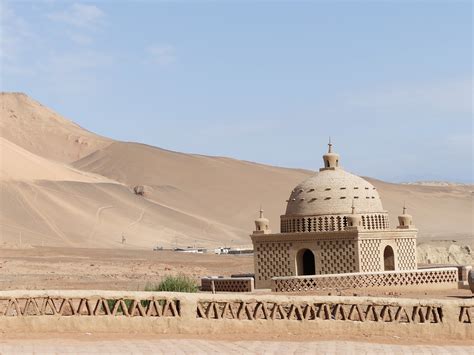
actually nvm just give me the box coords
[174,247,207,253]
[214,247,230,254]
[251,142,417,289]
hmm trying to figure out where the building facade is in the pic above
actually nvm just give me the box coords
[251,143,417,289]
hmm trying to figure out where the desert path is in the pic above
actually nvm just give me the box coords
[0,337,471,354]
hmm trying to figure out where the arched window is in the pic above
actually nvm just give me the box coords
[383,245,395,271]
[296,249,316,276]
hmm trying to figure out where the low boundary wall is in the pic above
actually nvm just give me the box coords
[0,290,471,340]
[272,267,458,292]
[201,277,254,292]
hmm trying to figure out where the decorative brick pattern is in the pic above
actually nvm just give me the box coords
[359,239,382,272]
[201,278,254,293]
[396,238,417,270]
[0,297,180,317]
[318,240,357,274]
[281,213,389,233]
[272,268,458,292]
[255,242,292,282]
[197,300,444,324]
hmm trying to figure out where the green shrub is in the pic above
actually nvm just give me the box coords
[145,274,198,293]
[106,299,133,313]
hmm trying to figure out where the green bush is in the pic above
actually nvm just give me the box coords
[145,274,198,293]
[106,299,133,313]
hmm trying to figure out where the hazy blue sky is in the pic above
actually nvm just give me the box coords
[2,1,472,183]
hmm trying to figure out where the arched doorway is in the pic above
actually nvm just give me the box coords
[296,249,316,276]
[383,245,395,271]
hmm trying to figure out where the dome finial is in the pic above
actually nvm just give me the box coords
[351,199,356,214]
[321,138,340,171]
[402,201,407,215]
[259,205,264,218]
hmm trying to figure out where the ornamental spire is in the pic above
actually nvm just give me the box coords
[321,138,340,171]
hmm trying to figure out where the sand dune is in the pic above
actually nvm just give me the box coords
[0,180,245,248]
[367,178,473,242]
[0,92,472,249]
[0,137,111,183]
[72,141,311,236]
[0,93,110,163]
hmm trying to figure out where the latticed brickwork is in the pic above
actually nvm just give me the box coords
[255,242,292,282]
[359,239,382,272]
[272,268,458,292]
[318,239,357,274]
[396,238,417,270]
[0,296,180,317]
[280,213,389,233]
[201,278,254,292]
[197,299,445,324]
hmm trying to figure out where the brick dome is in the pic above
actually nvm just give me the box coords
[280,142,389,234]
[285,168,384,216]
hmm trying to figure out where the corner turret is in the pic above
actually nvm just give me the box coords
[253,208,271,235]
[397,204,414,229]
[346,200,362,230]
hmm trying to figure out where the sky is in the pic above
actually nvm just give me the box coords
[1,0,472,183]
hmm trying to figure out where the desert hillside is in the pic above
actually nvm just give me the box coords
[0,93,110,163]
[0,92,472,250]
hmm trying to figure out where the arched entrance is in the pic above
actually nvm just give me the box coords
[296,249,316,276]
[383,245,395,271]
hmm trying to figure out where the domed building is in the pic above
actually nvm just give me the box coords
[251,142,418,289]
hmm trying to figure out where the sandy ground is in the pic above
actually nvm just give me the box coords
[0,338,471,354]
[0,246,471,300]
[0,247,253,291]
[0,333,473,352]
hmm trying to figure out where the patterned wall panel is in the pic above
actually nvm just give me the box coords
[359,239,382,272]
[317,240,357,274]
[281,213,390,233]
[273,268,459,293]
[255,242,292,282]
[396,238,417,270]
